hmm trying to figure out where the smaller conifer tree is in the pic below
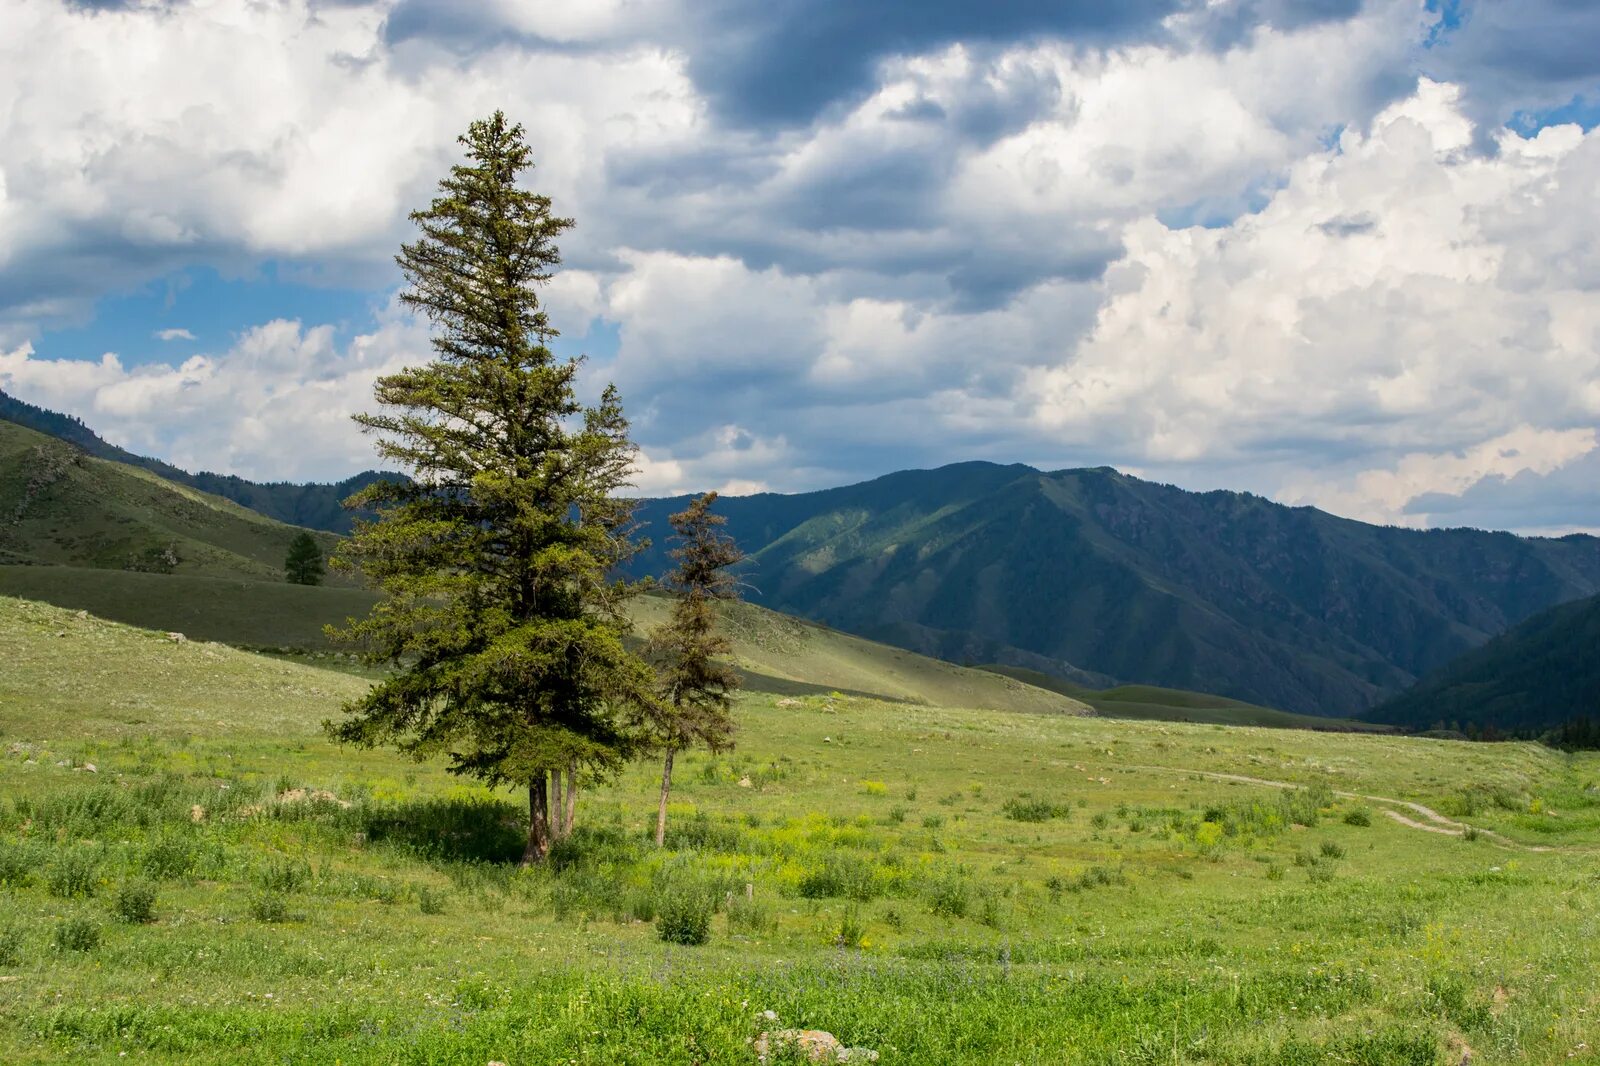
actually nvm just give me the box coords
[641,492,743,846]
[284,531,325,586]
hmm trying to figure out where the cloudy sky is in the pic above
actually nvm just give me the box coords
[1,0,1598,533]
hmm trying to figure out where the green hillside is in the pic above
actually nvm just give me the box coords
[0,421,340,580]
[629,463,1600,716]
[981,665,1388,732]
[0,563,1086,716]
[1365,592,1600,734]
[0,389,392,533]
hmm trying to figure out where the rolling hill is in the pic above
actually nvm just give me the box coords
[1364,591,1600,735]
[0,388,391,533]
[979,664,1387,732]
[629,463,1600,717]
[0,420,342,580]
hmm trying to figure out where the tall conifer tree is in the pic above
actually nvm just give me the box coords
[326,112,655,864]
[641,492,743,846]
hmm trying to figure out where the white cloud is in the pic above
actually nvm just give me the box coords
[2,2,1598,533]
[152,328,195,342]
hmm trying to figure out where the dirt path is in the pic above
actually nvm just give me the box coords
[1131,766,1544,850]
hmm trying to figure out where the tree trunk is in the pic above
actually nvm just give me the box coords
[522,773,551,866]
[655,747,675,848]
[563,760,577,837]
[550,768,566,841]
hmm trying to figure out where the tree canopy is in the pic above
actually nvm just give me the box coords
[284,531,325,586]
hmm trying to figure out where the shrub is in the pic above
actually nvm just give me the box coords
[886,806,907,825]
[1002,797,1070,823]
[1265,863,1286,881]
[860,781,887,797]
[46,850,99,899]
[54,916,100,953]
[726,894,776,935]
[1090,812,1109,830]
[835,906,865,948]
[925,872,971,919]
[921,814,944,830]
[0,841,42,887]
[254,858,311,893]
[141,836,198,881]
[1320,841,1346,859]
[1307,864,1336,884]
[0,923,23,966]
[656,892,713,946]
[417,887,447,915]
[1075,866,1127,891]
[248,891,293,923]
[1343,808,1372,827]
[1462,826,1481,842]
[113,880,158,924]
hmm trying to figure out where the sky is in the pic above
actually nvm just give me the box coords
[0,0,1598,534]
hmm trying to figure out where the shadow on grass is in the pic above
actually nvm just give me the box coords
[362,795,527,865]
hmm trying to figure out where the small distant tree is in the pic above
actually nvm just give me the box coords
[284,532,324,586]
[324,111,657,865]
[641,492,743,846]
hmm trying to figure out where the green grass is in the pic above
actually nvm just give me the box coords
[2,594,1599,1063]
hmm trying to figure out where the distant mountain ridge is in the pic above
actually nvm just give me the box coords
[0,388,394,533]
[1364,592,1600,735]
[8,389,1598,718]
[628,463,1600,717]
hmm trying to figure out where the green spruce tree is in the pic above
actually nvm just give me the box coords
[284,531,325,586]
[640,492,743,846]
[326,111,656,865]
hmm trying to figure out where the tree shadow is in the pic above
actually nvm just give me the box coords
[362,795,526,865]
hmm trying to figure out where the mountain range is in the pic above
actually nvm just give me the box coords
[3,388,1597,721]
[1366,591,1600,735]
[628,465,1600,716]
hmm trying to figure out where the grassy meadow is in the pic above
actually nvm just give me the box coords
[2,594,1599,1064]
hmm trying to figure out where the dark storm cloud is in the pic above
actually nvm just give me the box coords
[682,0,1181,126]
[1426,0,1600,129]
[1406,448,1600,532]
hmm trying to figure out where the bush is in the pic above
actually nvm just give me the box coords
[1265,863,1286,881]
[46,850,99,899]
[253,858,311,893]
[656,892,713,946]
[248,891,293,924]
[417,887,447,915]
[835,906,865,948]
[54,916,100,953]
[141,836,198,881]
[0,841,42,887]
[0,923,23,966]
[1342,808,1372,827]
[1074,866,1127,891]
[726,894,776,934]
[925,872,971,919]
[886,806,907,825]
[1307,864,1336,885]
[921,814,944,830]
[113,880,158,924]
[1002,797,1070,823]
[1320,841,1346,859]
